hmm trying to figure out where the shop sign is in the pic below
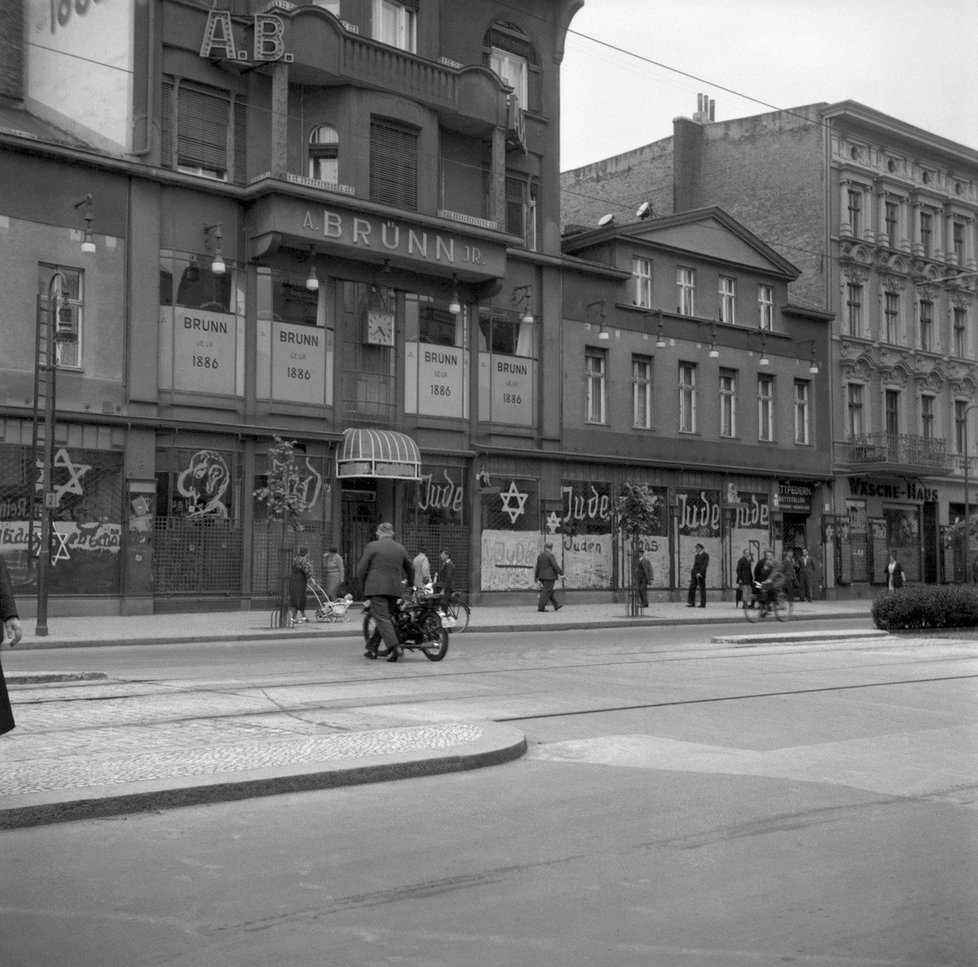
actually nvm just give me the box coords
[777,481,812,513]
[405,343,466,418]
[200,11,294,63]
[848,477,937,502]
[478,353,534,426]
[271,322,327,404]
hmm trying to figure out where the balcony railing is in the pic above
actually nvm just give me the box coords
[836,432,950,472]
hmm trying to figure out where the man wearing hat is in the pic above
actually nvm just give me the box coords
[534,541,563,612]
[687,542,709,608]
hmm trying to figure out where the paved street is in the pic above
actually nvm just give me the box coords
[1,616,976,966]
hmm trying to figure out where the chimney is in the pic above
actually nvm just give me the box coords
[674,95,706,213]
[0,1,23,101]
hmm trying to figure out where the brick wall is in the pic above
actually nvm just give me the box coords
[0,1,22,101]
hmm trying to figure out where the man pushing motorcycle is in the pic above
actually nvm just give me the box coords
[357,522,415,662]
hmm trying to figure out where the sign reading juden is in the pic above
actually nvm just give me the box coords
[405,342,466,418]
[272,322,327,404]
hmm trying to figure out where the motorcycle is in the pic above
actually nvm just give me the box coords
[362,586,452,661]
[744,580,790,623]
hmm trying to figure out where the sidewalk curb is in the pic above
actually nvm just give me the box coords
[713,629,890,646]
[10,610,871,650]
[0,722,528,830]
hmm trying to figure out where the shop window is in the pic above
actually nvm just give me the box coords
[256,266,319,327]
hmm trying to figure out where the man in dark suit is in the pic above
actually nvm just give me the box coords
[636,549,653,607]
[357,522,414,662]
[434,549,455,609]
[534,541,563,612]
[1,557,24,736]
[687,542,709,607]
[735,548,754,609]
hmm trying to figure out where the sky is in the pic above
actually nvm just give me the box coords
[559,0,978,171]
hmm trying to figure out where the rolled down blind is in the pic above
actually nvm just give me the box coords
[178,83,230,173]
[370,119,418,211]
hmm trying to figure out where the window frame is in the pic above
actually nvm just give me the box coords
[884,199,899,247]
[631,354,652,428]
[920,210,933,257]
[953,306,967,357]
[885,389,900,437]
[793,379,810,445]
[719,369,736,438]
[847,383,865,438]
[38,262,84,369]
[677,267,695,317]
[921,393,935,440]
[719,275,736,325]
[373,0,417,52]
[679,361,697,433]
[845,282,863,337]
[757,284,773,331]
[883,290,900,344]
[757,373,774,442]
[585,348,607,424]
[308,124,339,183]
[847,187,862,237]
[631,256,652,309]
[918,298,934,352]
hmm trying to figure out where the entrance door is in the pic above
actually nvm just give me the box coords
[342,497,376,599]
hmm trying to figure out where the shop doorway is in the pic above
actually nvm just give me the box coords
[341,486,377,599]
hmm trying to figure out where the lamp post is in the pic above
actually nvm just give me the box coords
[32,272,76,636]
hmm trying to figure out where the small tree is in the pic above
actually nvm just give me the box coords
[616,481,661,547]
[254,437,309,622]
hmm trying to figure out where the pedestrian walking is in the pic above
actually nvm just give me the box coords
[322,546,345,600]
[687,543,709,607]
[886,551,905,590]
[782,549,800,601]
[534,541,563,612]
[357,522,414,662]
[413,549,432,588]
[1,557,24,736]
[735,548,754,609]
[797,547,816,601]
[288,546,313,625]
[636,548,653,608]
[433,549,454,608]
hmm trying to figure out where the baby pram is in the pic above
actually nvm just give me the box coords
[307,579,353,622]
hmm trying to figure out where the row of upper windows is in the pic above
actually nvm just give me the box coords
[630,258,776,329]
[842,184,974,261]
[584,350,813,446]
[844,281,971,355]
[846,384,970,448]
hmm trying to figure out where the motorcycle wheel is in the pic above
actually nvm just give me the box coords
[362,613,393,657]
[419,610,450,662]
[744,599,761,623]
[773,597,790,622]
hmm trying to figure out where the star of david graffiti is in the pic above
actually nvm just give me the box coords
[498,480,529,525]
[35,447,92,505]
[545,511,562,535]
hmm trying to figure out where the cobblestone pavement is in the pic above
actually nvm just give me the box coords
[0,599,874,829]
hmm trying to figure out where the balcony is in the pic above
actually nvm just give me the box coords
[287,14,508,135]
[835,433,950,474]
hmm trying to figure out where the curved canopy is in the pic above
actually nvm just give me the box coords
[336,428,421,480]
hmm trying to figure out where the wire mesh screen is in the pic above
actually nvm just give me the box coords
[152,518,243,595]
[251,523,328,597]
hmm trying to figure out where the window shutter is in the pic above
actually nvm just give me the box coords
[161,79,173,168]
[233,97,247,184]
[178,83,230,174]
[370,119,418,210]
[504,175,525,237]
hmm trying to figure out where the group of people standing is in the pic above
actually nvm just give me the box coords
[287,535,454,629]
[735,546,817,608]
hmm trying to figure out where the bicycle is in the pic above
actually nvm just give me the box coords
[744,582,790,623]
[441,590,470,633]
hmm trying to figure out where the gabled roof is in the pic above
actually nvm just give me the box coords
[561,206,801,281]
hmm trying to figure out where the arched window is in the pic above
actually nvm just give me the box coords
[484,22,540,113]
[308,124,339,183]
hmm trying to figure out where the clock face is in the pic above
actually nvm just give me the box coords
[366,310,394,346]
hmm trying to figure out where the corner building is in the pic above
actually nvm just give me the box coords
[0,0,583,613]
[562,99,978,593]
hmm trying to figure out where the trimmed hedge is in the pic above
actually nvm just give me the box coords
[872,584,978,630]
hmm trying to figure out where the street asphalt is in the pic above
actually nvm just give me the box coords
[1,597,880,830]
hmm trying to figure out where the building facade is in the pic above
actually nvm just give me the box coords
[562,98,978,592]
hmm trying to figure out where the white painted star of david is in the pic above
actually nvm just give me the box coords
[51,526,72,565]
[498,480,529,525]
[36,448,92,504]
[545,511,561,534]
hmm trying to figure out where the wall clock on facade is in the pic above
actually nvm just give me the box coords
[366,309,395,346]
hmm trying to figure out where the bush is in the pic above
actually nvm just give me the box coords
[872,584,978,630]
